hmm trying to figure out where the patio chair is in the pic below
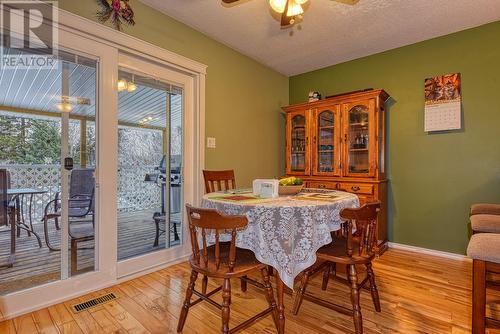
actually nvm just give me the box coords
[0,170,13,228]
[42,168,95,251]
[0,170,8,228]
[0,170,7,228]
[0,169,16,267]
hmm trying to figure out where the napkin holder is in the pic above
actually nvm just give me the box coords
[252,179,279,198]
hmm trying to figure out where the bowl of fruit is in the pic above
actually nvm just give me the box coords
[278,177,304,196]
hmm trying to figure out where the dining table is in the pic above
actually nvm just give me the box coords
[201,188,360,334]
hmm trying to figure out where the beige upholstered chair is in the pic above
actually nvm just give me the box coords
[470,214,500,234]
[470,203,500,216]
[467,233,500,333]
[469,203,500,234]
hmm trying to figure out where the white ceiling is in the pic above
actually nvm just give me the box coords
[141,0,500,76]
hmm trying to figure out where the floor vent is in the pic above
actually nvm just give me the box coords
[71,293,118,313]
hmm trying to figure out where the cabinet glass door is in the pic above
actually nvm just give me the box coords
[345,101,375,176]
[289,114,308,173]
[313,108,340,175]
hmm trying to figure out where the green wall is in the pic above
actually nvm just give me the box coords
[290,21,500,254]
[58,1,500,253]
[58,0,288,187]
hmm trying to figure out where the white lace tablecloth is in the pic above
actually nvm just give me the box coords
[201,189,359,289]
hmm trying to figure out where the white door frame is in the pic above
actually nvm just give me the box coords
[0,8,206,320]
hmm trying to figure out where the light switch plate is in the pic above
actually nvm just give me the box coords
[207,137,216,148]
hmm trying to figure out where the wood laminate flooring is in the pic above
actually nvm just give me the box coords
[2,248,500,333]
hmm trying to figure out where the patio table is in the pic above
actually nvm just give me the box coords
[1,188,47,268]
[201,188,359,333]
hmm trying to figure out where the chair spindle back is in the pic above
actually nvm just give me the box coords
[186,204,247,272]
[339,201,381,257]
[203,170,236,193]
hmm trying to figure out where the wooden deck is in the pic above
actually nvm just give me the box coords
[0,248,491,333]
[0,210,181,295]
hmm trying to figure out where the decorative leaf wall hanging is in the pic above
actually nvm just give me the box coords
[96,0,135,31]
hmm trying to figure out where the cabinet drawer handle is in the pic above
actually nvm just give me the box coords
[319,184,326,189]
[351,186,360,192]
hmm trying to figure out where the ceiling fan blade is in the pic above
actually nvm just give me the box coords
[332,0,360,5]
[222,0,241,3]
[280,0,293,27]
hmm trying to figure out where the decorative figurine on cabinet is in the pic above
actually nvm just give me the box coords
[308,91,322,102]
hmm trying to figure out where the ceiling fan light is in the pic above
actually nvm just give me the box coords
[269,0,286,14]
[287,1,304,17]
[295,0,308,4]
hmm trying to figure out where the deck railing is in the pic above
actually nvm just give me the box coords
[1,164,161,221]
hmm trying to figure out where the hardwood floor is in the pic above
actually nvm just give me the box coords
[1,248,499,333]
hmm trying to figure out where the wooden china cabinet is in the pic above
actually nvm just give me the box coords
[283,89,390,253]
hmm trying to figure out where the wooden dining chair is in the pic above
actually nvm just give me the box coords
[203,169,260,288]
[291,202,382,334]
[203,170,236,193]
[177,204,279,334]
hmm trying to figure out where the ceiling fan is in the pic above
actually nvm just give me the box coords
[222,0,360,27]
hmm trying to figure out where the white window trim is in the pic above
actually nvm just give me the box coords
[58,9,207,76]
[0,8,206,320]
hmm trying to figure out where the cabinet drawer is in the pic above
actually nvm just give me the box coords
[307,181,337,190]
[338,183,374,195]
[356,195,374,205]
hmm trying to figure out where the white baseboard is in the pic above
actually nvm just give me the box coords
[388,242,471,262]
[117,254,190,283]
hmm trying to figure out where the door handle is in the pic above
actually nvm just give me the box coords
[64,157,74,171]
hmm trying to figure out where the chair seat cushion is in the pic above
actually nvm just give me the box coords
[50,207,92,218]
[470,203,500,216]
[467,234,500,263]
[316,235,374,264]
[69,222,94,240]
[470,214,500,233]
[190,243,263,278]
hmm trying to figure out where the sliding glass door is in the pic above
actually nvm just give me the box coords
[0,10,119,315]
[0,3,203,318]
[115,53,194,277]
[0,47,98,294]
[116,67,184,262]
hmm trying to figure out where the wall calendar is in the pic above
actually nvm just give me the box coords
[424,73,462,132]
